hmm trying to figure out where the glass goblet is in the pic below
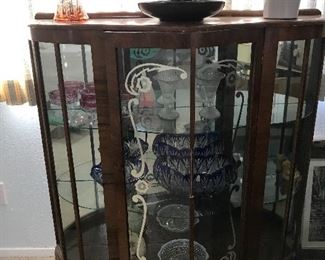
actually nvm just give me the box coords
[196,65,225,120]
[155,70,181,120]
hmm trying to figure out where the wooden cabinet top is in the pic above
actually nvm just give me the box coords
[30,10,325,33]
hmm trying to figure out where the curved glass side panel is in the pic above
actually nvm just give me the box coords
[40,42,77,259]
[259,40,306,260]
[290,39,325,259]
[59,44,106,260]
[40,42,107,259]
[259,39,324,259]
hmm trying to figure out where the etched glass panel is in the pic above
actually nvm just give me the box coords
[118,48,192,259]
[118,44,252,259]
[193,44,251,260]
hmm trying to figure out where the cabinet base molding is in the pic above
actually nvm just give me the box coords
[0,247,55,259]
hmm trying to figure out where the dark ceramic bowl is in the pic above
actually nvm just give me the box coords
[153,154,238,195]
[138,1,225,22]
[152,132,222,158]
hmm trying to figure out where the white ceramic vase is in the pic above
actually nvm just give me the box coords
[263,0,301,19]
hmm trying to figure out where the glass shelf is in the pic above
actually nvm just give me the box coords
[48,109,98,129]
[127,91,303,135]
[57,161,104,211]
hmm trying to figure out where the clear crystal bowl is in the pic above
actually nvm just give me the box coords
[156,204,199,233]
[158,239,209,260]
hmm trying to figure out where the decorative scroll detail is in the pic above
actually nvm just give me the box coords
[125,63,187,96]
[198,47,216,58]
[219,185,240,260]
[125,63,187,179]
[232,91,245,149]
[132,194,148,260]
[130,48,160,60]
[135,180,149,194]
[220,251,237,260]
[216,59,250,89]
[229,185,240,250]
[127,98,146,179]
[125,63,188,260]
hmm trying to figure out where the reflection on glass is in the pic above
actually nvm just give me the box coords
[197,64,225,120]
[284,39,324,259]
[118,44,252,259]
[41,42,107,259]
[40,42,77,259]
[194,44,250,260]
[60,44,107,260]
[120,48,191,259]
[259,40,306,260]
[155,69,182,120]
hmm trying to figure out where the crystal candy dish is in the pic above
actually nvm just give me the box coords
[158,239,209,260]
[156,204,199,233]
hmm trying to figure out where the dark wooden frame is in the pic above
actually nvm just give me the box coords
[29,11,325,260]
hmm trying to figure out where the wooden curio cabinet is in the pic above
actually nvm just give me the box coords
[29,10,325,260]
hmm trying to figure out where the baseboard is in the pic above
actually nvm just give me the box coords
[0,247,55,257]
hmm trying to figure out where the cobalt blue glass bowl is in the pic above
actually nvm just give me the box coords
[158,155,230,175]
[90,163,103,184]
[153,154,238,196]
[124,137,149,160]
[90,159,148,191]
[152,132,222,158]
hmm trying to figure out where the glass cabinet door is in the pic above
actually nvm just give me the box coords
[260,39,324,260]
[115,43,253,259]
[37,42,108,260]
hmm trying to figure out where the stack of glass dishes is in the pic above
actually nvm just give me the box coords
[152,132,239,196]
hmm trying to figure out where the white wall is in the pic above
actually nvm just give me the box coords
[0,103,55,257]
